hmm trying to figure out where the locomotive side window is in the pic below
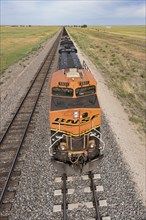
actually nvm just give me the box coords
[52,87,73,97]
[76,86,96,97]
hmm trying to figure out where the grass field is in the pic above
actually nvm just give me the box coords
[90,25,146,36]
[67,26,146,133]
[0,26,60,74]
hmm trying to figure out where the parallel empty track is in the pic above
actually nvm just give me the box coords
[0,31,62,217]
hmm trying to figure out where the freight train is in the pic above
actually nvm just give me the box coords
[49,28,104,173]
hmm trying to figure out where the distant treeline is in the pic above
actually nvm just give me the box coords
[66,25,87,28]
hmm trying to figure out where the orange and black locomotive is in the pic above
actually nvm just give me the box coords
[49,28,104,173]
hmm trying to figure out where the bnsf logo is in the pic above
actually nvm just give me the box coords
[52,113,99,126]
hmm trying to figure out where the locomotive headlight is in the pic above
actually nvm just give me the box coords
[89,143,95,149]
[59,142,66,151]
[74,111,79,119]
[89,140,96,149]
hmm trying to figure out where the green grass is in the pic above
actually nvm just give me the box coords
[0,26,60,73]
[67,27,146,133]
[129,116,143,124]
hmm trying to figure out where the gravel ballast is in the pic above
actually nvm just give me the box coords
[1,30,145,219]
[9,91,146,219]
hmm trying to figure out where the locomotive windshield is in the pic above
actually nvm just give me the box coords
[76,86,96,97]
[52,87,73,97]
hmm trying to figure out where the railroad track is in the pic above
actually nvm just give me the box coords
[0,31,62,218]
[53,172,111,220]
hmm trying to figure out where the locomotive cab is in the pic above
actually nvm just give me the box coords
[49,68,104,173]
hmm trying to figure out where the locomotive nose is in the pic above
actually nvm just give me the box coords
[50,108,101,137]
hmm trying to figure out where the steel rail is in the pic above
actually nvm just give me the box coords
[0,31,62,206]
[89,171,101,220]
[62,173,67,220]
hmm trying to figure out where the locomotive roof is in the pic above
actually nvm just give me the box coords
[51,68,97,85]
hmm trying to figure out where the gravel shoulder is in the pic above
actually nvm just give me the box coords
[71,38,146,206]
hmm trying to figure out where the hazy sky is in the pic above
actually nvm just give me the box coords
[1,0,145,25]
